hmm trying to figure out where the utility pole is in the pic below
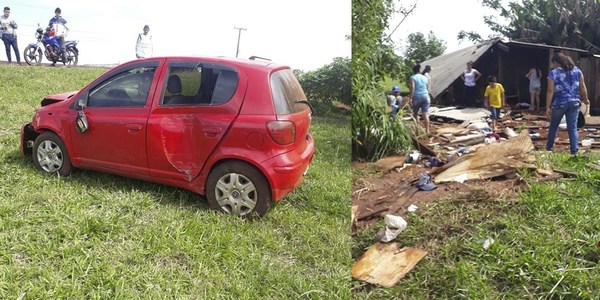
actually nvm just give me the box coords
[234,27,247,58]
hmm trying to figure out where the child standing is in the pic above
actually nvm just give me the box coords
[484,75,505,132]
[388,85,402,119]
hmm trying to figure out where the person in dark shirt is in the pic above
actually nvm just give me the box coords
[48,7,68,65]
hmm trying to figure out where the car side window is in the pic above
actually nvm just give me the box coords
[88,67,156,108]
[161,62,238,106]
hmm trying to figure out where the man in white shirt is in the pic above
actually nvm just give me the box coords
[0,6,21,65]
[136,25,153,58]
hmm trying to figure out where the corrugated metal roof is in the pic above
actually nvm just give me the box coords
[504,40,589,53]
[421,39,592,100]
[429,107,490,122]
[421,40,496,99]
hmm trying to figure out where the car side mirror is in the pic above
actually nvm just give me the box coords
[76,110,89,133]
[78,98,87,109]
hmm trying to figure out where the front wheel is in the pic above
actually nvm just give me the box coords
[32,132,73,177]
[206,161,272,218]
[23,45,43,66]
[66,48,78,66]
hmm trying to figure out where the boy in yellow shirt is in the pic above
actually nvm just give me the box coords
[484,75,505,131]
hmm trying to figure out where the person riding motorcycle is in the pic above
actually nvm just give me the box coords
[48,7,68,66]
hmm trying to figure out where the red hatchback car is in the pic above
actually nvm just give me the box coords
[21,56,314,217]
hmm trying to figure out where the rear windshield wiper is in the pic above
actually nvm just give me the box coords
[295,99,314,115]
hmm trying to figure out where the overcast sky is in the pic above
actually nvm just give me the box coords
[2,0,351,71]
[389,0,503,55]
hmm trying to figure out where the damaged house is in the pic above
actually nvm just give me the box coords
[422,38,600,115]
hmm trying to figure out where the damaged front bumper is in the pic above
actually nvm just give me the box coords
[20,123,38,158]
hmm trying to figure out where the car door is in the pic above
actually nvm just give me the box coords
[70,61,160,177]
[146,59,245,182]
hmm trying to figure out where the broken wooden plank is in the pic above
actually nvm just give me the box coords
[412,136,437,157]
[585,162,600,171]
[357,206,389,221]
[433,131,534,183]
[387,186,419,215]
[352,242,427,288]
[528,173,563,183]
[445,136,486,147]
[374,156,406,173]
[554,169,578,178]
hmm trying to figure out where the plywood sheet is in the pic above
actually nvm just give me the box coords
[352,242,427,288]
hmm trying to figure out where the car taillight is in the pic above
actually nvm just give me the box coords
[267,120,295,145]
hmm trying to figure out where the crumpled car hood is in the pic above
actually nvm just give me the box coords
[41,90,79,106]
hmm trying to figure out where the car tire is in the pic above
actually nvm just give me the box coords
[32,132,73,177]
[206,161,271,218]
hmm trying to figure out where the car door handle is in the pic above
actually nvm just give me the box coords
[203,127,222,137]
[126,124,143,131]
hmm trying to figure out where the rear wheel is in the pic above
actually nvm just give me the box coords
[23,45,43,66]
[66,49,78,66]
[32,132,72,177]
[206,161,271,218]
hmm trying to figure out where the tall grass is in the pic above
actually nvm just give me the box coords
[0,64,351,299]
[352,89,414,161]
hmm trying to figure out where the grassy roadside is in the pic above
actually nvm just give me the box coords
[352,152,600,299]
[0,65,351,299]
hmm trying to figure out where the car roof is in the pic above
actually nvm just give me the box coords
[134,56,288,72]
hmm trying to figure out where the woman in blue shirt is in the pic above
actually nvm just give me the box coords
[409,64,431,134]
[545,52,590,155]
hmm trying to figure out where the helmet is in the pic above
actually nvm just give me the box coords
[391,86,401,93]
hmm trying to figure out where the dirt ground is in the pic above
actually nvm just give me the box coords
[352,107,600,234]
[352,162,522,233]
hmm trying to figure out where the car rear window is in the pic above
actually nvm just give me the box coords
[270,69,309,114]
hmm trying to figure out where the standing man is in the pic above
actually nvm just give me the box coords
[0,7,21,65]
[48,7,68,66]
[136,25,153,58]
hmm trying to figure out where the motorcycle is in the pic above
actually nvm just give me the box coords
[23,24,79,66]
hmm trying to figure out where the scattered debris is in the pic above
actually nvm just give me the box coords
[352,242,428,288]
[405,151,421,164]
[379,214,408,243]
[582,139,594,147]
[407,204,418,213]
[504,127,518,138]
[417,172,437,191]
[482,238,495,250]
[353,105,598,246]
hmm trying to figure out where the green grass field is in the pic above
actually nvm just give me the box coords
[0,65,351,299]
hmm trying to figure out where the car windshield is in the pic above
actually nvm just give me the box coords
[270,69,308,115]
